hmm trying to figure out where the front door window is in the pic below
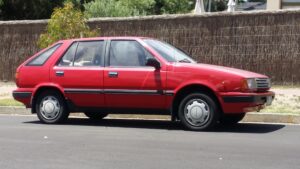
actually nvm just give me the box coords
[109,40,153,67]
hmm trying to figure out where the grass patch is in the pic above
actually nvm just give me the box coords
[0,99,23,107]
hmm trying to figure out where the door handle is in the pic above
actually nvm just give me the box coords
[108,71,118,78]
[56,71,64,77]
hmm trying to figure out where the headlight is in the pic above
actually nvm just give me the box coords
[246,78,257,90]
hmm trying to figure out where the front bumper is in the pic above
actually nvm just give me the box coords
[220,91,275,113]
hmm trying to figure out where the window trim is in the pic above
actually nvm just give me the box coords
[26,43,62,66]
[56,40,106,67]
[107,40,158,68]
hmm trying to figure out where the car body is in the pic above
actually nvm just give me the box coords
[13,37,275,130]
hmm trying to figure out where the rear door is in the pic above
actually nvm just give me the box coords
[103,40,166,109]
[50,40,105,107]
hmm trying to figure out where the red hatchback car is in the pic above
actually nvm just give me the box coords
[13,37,274,131]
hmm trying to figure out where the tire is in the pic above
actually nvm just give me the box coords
[84,112,108,120]
[220,113,245,125]
[178,93,220,131]
[36,90,69,124]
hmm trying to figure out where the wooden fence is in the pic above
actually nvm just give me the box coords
[0,10,299,85]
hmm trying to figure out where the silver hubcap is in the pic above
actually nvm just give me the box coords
[40,96,61,120]
[184,99,210,127]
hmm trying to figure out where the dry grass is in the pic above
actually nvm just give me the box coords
[261,94,300,114]
[0,99,23,106]
[272,85,300,89]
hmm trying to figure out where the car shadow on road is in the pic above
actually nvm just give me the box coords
[24,117,286,133]
[213,123,285,133]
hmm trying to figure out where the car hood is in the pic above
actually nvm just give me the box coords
[175,63,268,78]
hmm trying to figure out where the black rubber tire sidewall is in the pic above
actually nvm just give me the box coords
[36,91,69,124]
[178,93,219,131]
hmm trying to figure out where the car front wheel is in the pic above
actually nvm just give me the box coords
[178,93,219,131]
[36,91,69,124]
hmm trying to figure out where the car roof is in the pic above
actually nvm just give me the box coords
[61,36,150,43]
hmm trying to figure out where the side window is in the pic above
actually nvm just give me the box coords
[27,43,61,66]
[109,40,153,67]
[74,41,104,67]
[58,42,78,66]
[58,41,104,67]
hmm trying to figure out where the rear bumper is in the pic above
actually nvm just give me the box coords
[220,91,275,113]
[12,90,32,107]
[13,92,32,99]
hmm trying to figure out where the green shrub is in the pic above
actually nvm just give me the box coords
[159,0,194,14]
[37,2,99,49]
[84,0,155,17]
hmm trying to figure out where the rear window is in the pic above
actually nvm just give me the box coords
[27,44,62,66]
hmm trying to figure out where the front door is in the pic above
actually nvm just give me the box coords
[104,40,166,109]
[50,40,105,107]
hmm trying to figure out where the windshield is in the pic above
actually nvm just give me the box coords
[143,39,196,63]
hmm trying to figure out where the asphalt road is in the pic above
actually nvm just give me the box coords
[0,115,299,169]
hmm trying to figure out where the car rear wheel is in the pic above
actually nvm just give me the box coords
[84,112,108,120]
[36,91,69,124]
[220,113,246,125]
[178,93,219,131]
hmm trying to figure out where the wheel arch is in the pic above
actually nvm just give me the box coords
[31,84,65,113]
[171,83,223,120]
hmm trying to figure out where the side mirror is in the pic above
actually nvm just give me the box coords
[146,58,161,69]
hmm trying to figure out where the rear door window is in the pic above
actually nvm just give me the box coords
[58,41,104,67]
[27,43,62,66]
[74,41,104,67]
[58,42,78,66]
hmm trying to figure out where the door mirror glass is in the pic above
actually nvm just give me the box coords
[145,58,160,69]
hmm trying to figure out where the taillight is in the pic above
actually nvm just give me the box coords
[15,71,19,87]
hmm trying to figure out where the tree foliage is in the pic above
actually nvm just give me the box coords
[153,0,194,14]
[84,0,155,17]
[65,0,94,11]
[84,0,131,17]
[37,2,99,49]
[84,0,195,17]
[0,0,64,20]
[0,0,266,20]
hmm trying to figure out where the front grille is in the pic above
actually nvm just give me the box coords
[256,78,270,89]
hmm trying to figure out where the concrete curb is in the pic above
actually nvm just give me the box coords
[242,113,300,124]
[0,106,300,124]
[0,106,31,115]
